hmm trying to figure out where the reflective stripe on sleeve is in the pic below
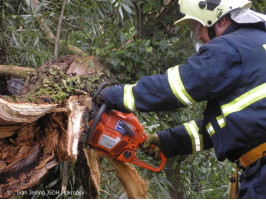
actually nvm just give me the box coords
[216,115,226,128]
[184,120,203,152]
[217,83,266,128]
[123,84,137,112]
[167,66,196,106]
[206,122,215,137]
[263,44,266,50]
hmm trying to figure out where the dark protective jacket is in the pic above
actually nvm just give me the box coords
[101,24,266,162]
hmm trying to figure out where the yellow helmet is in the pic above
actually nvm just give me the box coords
[174,0,252,28]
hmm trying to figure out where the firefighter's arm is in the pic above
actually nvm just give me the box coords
[100,71,185,113]
[140,120,213,159]
[100,38,241,113]
[157,119,213,157]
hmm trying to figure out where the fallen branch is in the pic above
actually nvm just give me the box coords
[0,65,34,78]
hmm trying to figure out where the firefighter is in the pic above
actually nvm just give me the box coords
[99,0,266,198]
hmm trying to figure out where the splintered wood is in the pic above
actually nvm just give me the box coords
[83,149,102,194]
[0,97,57,125]
[0,55,148,199]
[0,120,59,197]
[65,96,88,161]
[105,157,148,199]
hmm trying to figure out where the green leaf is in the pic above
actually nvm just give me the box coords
[159,40,169,52]
[122,3,133,14]
[4,3,15,12]
[126,65,132,72]
[97,8,105,19]
[146,46,153,53]
[123,0,134,7]
[171,160,178,169]
[110,57,120,67]
[120,31,125,44]
[11,33,20,48]
[145,40,151,46]
[119,6,124,20]
[114,2,119,7]
[33,2,43,16]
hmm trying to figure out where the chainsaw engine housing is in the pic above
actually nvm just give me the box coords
[89,110,146,162]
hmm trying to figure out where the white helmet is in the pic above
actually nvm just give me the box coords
[174,0,252,27]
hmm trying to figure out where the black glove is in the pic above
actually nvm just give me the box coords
[93,83,110,110]
[96,90,105,105]
[141,134,161,160]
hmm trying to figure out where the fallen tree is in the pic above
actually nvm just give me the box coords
[0,55,148,199]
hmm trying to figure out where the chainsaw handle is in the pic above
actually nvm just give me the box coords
[85,103,107,147]
[91,82,111,114]
[130,145,167,172]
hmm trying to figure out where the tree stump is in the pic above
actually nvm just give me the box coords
[0,55,147,198]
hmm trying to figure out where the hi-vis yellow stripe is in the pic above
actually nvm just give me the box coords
[167,66,196,106]
[123,84,137,112]
[184,120,203,152]
[206,122,215,137]
[217,83,266,128]
[216,115,226,128]
[263,44,266,50]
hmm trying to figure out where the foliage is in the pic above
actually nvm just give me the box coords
[180,151,234,199]
[0,0,264,199]
[252,0,266,13]
[20,59,112,103]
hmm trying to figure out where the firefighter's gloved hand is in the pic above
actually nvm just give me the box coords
[141,134,161,160]
[96,94,104,105]
[97,87,109,105]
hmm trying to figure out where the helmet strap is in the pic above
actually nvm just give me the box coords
[207,27,216,40]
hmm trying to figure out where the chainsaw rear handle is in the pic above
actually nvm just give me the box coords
[85,103,107,147]
[130,144,167,172]
[91,82,111,115]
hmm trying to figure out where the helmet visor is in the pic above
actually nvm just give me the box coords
[189,21,204,52]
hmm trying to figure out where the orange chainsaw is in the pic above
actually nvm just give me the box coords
[85,83,166,172]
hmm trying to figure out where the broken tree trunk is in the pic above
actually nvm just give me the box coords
[0,55,148,199]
